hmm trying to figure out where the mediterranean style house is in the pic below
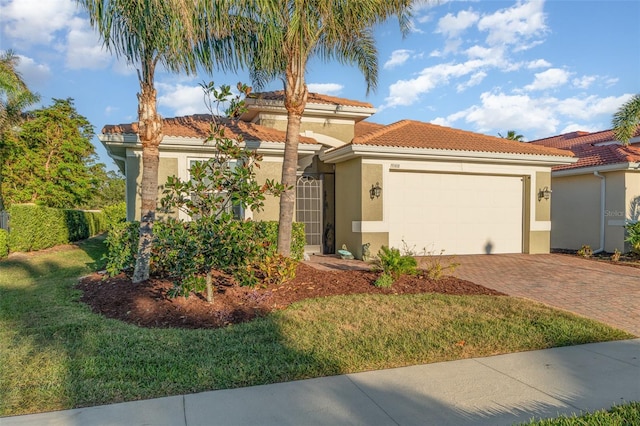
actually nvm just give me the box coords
[531,128,640,253]
[100,92,575,259]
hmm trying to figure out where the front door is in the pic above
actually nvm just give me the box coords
[296,175,322,254]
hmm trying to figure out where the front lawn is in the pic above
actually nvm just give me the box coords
[521,402,640,425]
[0,237,633,416]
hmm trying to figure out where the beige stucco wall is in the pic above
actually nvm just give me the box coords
[127,155,178,221]
[528,231,551,254]
[550,170,636,252]
[535,171,551,222]
[252,160,283,221]
[335,158,362,256]
[604,171,626,252]
[257,116,355,143]
[334,161,389,259]
[627,170,640,223]
[550,174,601,249]
[361,164,383,221]
[125,154,139,221]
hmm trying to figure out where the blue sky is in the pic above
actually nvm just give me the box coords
[1,0,639,171]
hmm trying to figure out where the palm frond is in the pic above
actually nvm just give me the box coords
[612,94,640,145]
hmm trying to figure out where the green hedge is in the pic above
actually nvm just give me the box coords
[0,229,8,258]
[7,204,107,252]
[105,219,306,285]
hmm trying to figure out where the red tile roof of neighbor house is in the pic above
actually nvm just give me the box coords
[102,114,318,144]
[531,127,640,171]
[247,91,375,108]
[348,120,574,157]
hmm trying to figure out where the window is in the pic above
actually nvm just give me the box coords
[188,158,243,220]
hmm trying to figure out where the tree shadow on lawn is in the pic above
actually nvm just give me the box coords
[1,237,635,423]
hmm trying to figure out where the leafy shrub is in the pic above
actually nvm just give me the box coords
[374,273,394,288]
[257,254,298,286]
[104,221,140,276]
[625,221,640,254]
[103,202,127,230]
[6,204,107,252]
[372,245,417,281]
[0,229,8,258]
[577,244,593,258]
[104,218,305,291]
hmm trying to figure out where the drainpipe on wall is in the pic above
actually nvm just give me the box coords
[594,171,605,253]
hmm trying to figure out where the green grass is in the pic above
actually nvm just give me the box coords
[521,402,640,425]
[0,237,634,416]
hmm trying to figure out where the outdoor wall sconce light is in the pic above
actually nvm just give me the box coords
[538,186,552,201]
[370,182,382,199]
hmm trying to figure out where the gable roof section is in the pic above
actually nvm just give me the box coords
[102,114,317,144]
[354,121,385,138]
[247,91,374,108]
[531,128,640,171]
[349,120,573,157]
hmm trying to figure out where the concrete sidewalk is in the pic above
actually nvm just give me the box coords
[3,339,638,426]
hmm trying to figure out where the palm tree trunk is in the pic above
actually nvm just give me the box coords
[132,82,163,283]
[278,62,308,256]
[277,112,301,256]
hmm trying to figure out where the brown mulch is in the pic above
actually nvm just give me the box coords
[552,249,640,269]
[76,263,505,329]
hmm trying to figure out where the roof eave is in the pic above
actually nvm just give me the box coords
[320,144,577,166]
[99,133,321,157]
[553,162,640,177]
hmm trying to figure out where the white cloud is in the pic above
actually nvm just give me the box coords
[477,0,548,48]
[555,93,632,121]
[385,60,485,107]
[572,75,597,89]
[383,50,413,70]
[436,9,479,38]
[65,18,112,70]
[1,0,76,46]
[524,68,571,91]
[560,123,602,134]
[15,54,51,87]
[157,83,209,116]
[456,71,487,92]
[527,59,551,69]
[435,92,634,139]
[307,83,343,96]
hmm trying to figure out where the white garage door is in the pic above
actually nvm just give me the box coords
[387,172,523,255]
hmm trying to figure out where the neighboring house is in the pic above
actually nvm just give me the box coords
[531,129,640,253]
[100,92,575,259]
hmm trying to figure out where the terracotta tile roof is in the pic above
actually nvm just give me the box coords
[247,91,374,108]
[348,120,574,157]
[531,127,640,171]
[354,121,385,138]
[102,114,318,144]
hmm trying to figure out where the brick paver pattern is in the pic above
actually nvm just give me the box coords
[451,254,640,336]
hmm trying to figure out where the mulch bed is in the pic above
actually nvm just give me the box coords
[76,263,505,329]
[552,249,640,269]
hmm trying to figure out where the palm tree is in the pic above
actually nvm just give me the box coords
[237,0,415,256]
[498,130,524,142]
[77,0,257,282]
[612,94,640,145]
[0,50,40,211]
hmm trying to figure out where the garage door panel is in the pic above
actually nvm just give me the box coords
[388,172,523,255]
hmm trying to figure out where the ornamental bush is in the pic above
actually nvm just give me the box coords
[104,219,305,288]
[625,221,640,254]
[372,245,417,282]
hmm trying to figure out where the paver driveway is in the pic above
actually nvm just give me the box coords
[451,254,640,336]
